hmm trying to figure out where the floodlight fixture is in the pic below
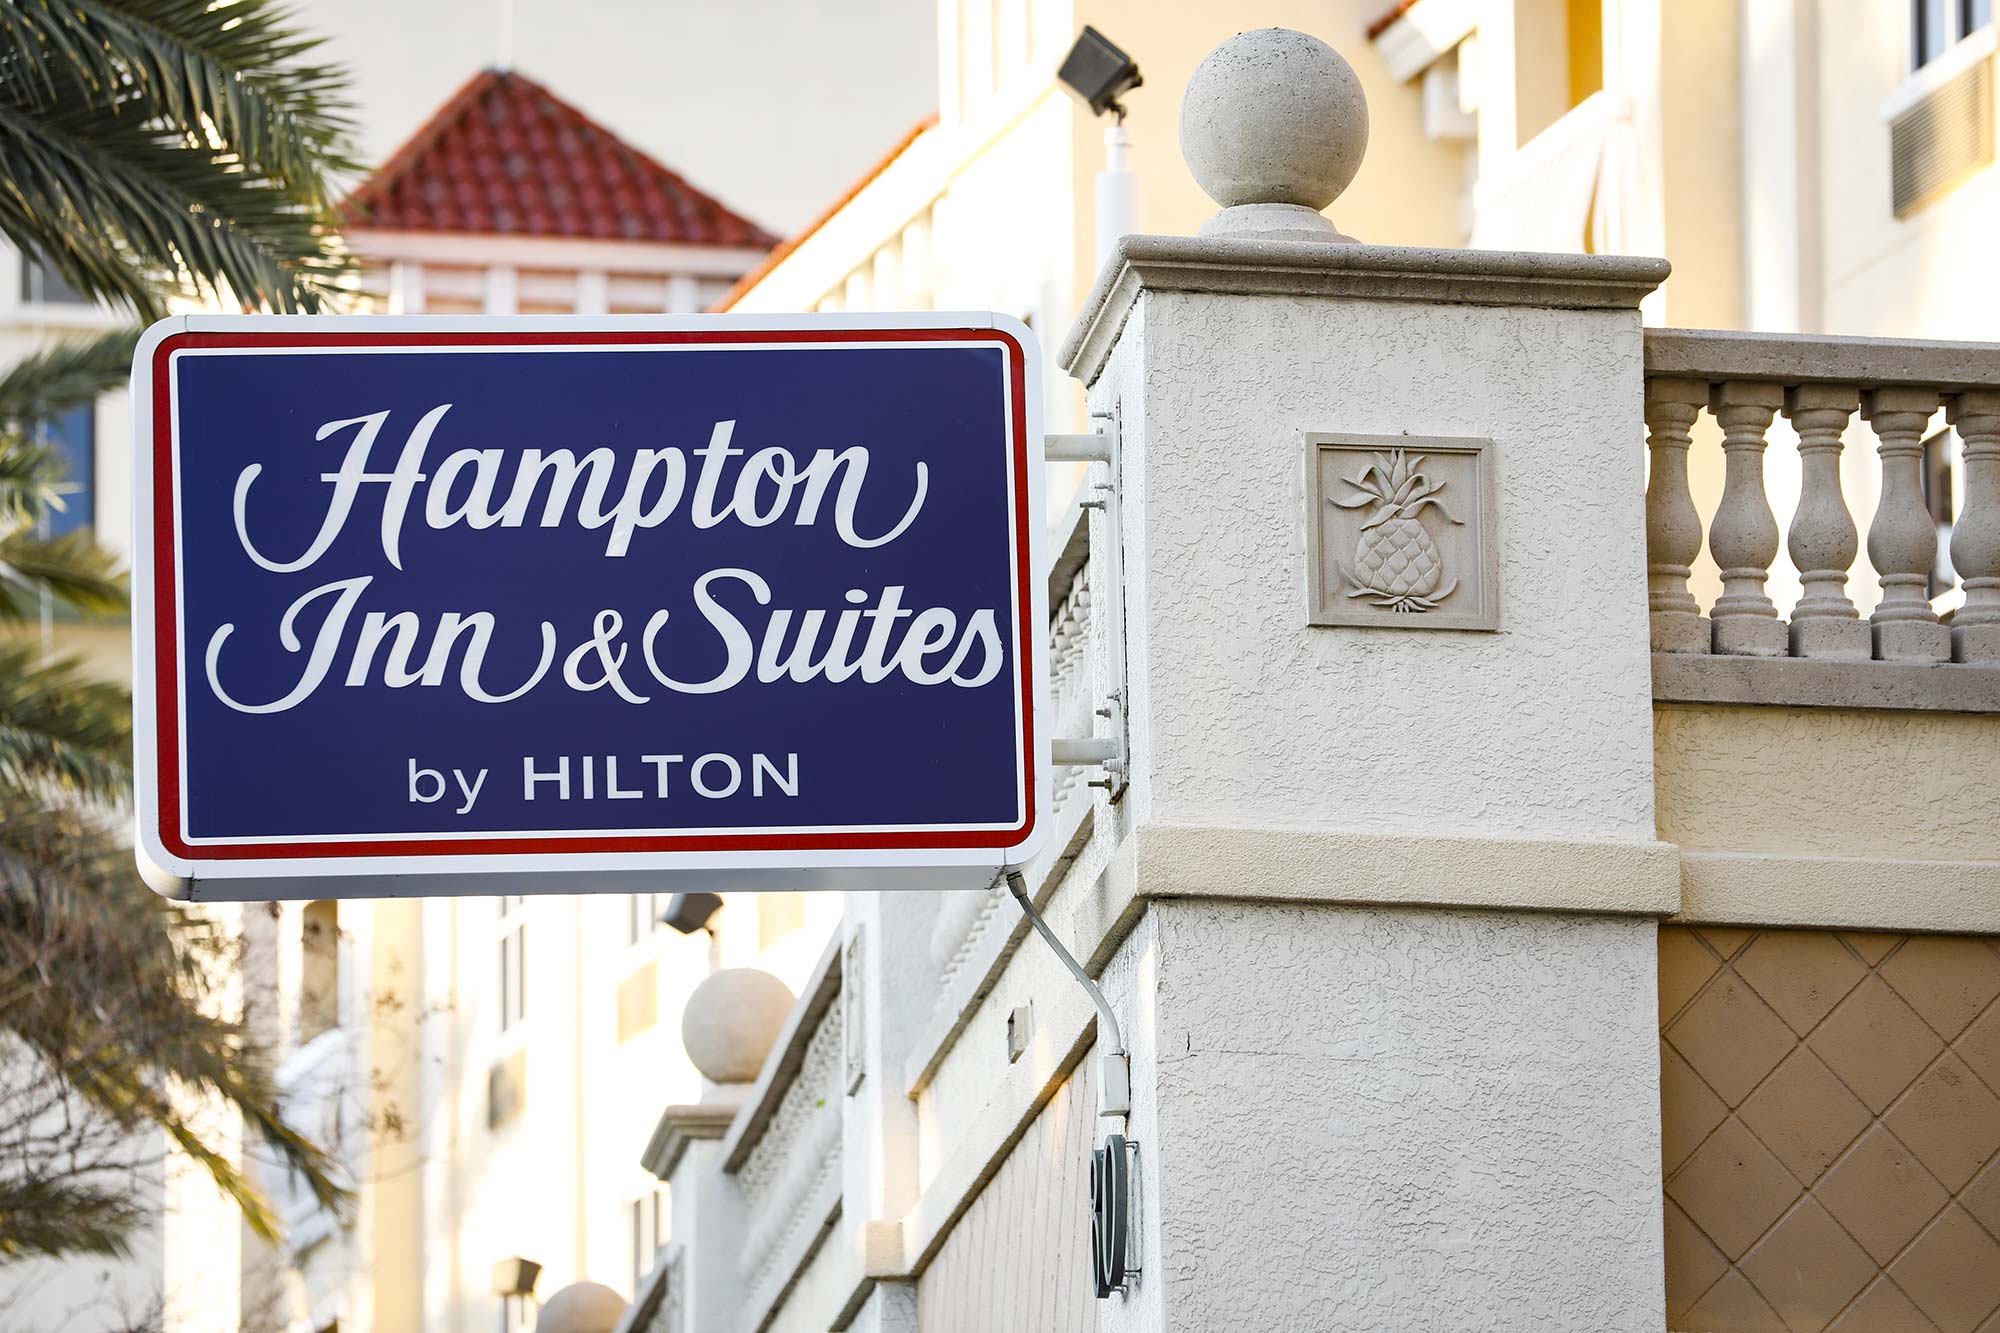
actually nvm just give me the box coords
[1058,27,1143,121]
[661,891,723,934]
[490,1256,541,1298]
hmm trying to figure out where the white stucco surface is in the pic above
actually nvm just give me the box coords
[1142,899,1663,1331]
[1102,286,1660,849]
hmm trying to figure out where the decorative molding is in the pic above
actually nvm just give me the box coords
[639,1097,743,1182]
[1306,433,1498,630]
[1133,822,1682,916]
[344,228,768,277]
[613,1244,684,1333]
[1652,654,2000,713]
[1060,236,1670,385]
[1675,851,2000,935]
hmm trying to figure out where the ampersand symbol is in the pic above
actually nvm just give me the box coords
[562,610,650,704]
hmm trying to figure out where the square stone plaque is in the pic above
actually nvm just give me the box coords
[1305,432,1499,631]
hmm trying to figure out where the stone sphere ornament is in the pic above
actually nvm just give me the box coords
[681,967,796,1084]
[1179,28,1369,243]
[535,1282,629,1333]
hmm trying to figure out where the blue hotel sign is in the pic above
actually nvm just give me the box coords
[132,316,1048,900]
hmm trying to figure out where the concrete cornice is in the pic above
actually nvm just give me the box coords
[640,1097,746,1181]
[1133,823,1683,917]
[1058,235,1671,385]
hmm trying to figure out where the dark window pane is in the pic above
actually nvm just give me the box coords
[1917,0,1950,66]
[39,403,93,536]
[19,256,89,305]
[1967,0,1993,32]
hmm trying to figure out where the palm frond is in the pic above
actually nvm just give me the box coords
[0,1176,145,1261]
[0,2,356,316]
[0,643,132,804]
[0,0,362,202]
[0,529,128,620]
[0,811,352,1255]
[0,327,140,426]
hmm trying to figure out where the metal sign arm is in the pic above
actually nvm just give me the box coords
[1007,870,1131,1118]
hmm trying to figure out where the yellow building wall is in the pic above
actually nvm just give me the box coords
[1813,4,2000,340]
[1658,0,1745,330]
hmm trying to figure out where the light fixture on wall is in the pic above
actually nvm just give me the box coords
[490,1255,541,1298]
[1058,26,1143,120]
[1058,27,1145,267]
[661,892,722,934]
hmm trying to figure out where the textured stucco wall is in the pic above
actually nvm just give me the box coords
[1141,900,1664,1332]
[1117,288,1658,846]
[1655,703,2000,861]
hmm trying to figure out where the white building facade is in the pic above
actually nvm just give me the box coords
[623,17,2000,1333]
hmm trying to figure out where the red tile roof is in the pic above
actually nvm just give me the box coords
[710,112,938,313]
[343,68,778,249]
[1366,0,1423,40]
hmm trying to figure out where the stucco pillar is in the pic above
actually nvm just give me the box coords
[661,1134,744,1333]
[837,891,934,1301]
[1060,29,1675,1332]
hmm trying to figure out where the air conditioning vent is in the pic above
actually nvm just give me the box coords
[1891,52,1996,217]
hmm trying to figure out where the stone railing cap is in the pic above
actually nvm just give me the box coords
[1644,327,2000,392]
[1059,234,1671,385]
[639,1094,747,1181]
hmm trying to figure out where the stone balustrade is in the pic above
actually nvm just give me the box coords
[707,943,846,1331]
[1645,328,2000,666]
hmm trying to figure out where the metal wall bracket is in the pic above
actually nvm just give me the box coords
[1043,410,1131,799]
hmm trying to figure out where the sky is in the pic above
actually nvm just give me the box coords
[292,0,939,236]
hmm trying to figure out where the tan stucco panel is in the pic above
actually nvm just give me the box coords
[1655,702,2000,862]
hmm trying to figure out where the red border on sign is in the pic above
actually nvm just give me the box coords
[149,327,1037,861]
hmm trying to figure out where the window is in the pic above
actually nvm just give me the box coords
[1915,0,1994,69]
[299,900,340,1041]
[629,1187,668,1293]
[497,897,526,1033]
[626,892,668,945]
[35,403,93,537]
[19,255,89,305]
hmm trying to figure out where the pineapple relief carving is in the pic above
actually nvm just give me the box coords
[1307,433,1498,632]
[1331,449,1462,612]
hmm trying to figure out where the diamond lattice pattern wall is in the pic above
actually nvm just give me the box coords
[1661,926,2000,1331]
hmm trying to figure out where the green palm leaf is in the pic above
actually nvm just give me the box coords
[0,1,356,316]
[0,643,131,804]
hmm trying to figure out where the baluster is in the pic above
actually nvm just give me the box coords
[1782,385,1869,659]
[1645,377,1709,653]
[1948,390,2000,663]
[1861,389,1950,662]
[1708,381,1786,656]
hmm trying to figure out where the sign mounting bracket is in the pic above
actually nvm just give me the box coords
[1044,410,1130,799]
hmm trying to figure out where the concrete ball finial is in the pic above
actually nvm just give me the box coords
[535,1281,629,1333]
[681,967,795,1084]
[1179,28,1369,242]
